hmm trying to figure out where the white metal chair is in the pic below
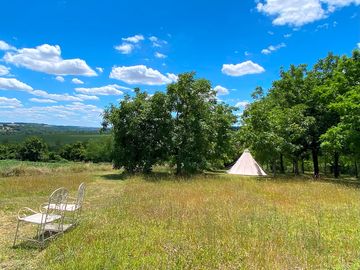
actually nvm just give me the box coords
[44,182,86,230]
[13,187,68,248]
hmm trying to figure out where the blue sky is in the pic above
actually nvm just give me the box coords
[0,0,359,127]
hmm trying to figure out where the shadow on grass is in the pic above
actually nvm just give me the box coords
[100,171,202,182]
[253,172,360,188]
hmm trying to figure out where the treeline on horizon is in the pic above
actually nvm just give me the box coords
[0,50,359,178]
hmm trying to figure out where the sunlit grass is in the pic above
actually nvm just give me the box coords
[1,164,360,269]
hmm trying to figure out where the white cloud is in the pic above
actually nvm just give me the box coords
[29,98,57,103]
[0,97,22,108]
[0,77,99,103]
[110,65,177,85]
[0,77,33,91]
[284,33,292,38]
[75,84,125,96]
[268,31,274,35]
[222,61,265,77]
[155,52,167,58]
[0,40,16,51]
[122,34,144,43]
[74,94,99,100]
[257,0,360,26]
[261,43,286,54]
[166,73,178,82]
[31,90,83,102]
[72,78,84,84]
[0,102,103,127]
[0,65,10,76]
[96,67,104,73]
[244,51,251,56]
[149,36,167,47]
[114,43,134,54]
[214,85,229,96]
[357,42,360,48]
[55,75,65,82]
[235,101,250,108]
[3,44,97,76]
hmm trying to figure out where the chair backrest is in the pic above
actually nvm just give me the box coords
[44,187,69,218]
[76,183,86,208]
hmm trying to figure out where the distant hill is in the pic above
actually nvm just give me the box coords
[0,122,100,135]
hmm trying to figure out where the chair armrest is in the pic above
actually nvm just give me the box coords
[18,207,37,219]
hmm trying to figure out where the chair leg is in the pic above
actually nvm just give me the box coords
[13,220,20,247]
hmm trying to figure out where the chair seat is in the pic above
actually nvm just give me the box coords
[45,203,80,211]
[19,213,62,224]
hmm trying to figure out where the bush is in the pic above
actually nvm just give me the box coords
[18,137,48,161]
[60,142,86,161]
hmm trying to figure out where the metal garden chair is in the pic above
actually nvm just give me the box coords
[44,182,86,231]
[13,187,68,248]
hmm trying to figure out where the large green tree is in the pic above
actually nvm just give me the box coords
[103,89,172,173]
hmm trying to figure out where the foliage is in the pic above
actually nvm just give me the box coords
[104,73,237,174]
[103,89,172,173]
[85,136,113,163]
[240,50,360,178]
[59,142,87,161]
[18,136,48,161]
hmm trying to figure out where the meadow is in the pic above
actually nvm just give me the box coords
[1,161,360,269]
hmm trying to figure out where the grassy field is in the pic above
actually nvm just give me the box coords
[1,162,360,269]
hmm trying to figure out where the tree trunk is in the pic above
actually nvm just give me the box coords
[272,161,276,176]
[280,154,285,173]
[293,159,299,175]
[334,152,340,178]
[312,147,320,178]
[301,158,305,174]
[355,160,358,178]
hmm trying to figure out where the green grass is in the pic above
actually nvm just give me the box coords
[0,160,111,177]
[1,163,360,269]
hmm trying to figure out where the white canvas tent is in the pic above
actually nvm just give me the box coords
[228,149,267,176]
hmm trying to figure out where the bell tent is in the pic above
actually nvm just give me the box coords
[228,149,267,176]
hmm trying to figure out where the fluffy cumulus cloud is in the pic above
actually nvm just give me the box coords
[29,98,57,103]
[75,84,126,96]
[222,61,265,77]
[3,44,97,76]
[0,40,16,51]
[358,42,360,48]
[214,85,229,96]
[0,65,10,76]
[115,43,134,54]
[261,43,286,54]
[72,78,84,84]
[0,97,22,108]
[110,65,178,85]
[115,34,145,54]
[122,34,144,43]
[0,77,33,91]
[55,75,65,82]
[257,0,360,26]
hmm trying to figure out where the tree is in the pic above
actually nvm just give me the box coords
[167,72,217,174]
[103,89,172,173]
[60,142,86,161]
[85,136,113,163]
[19,137,48,161]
